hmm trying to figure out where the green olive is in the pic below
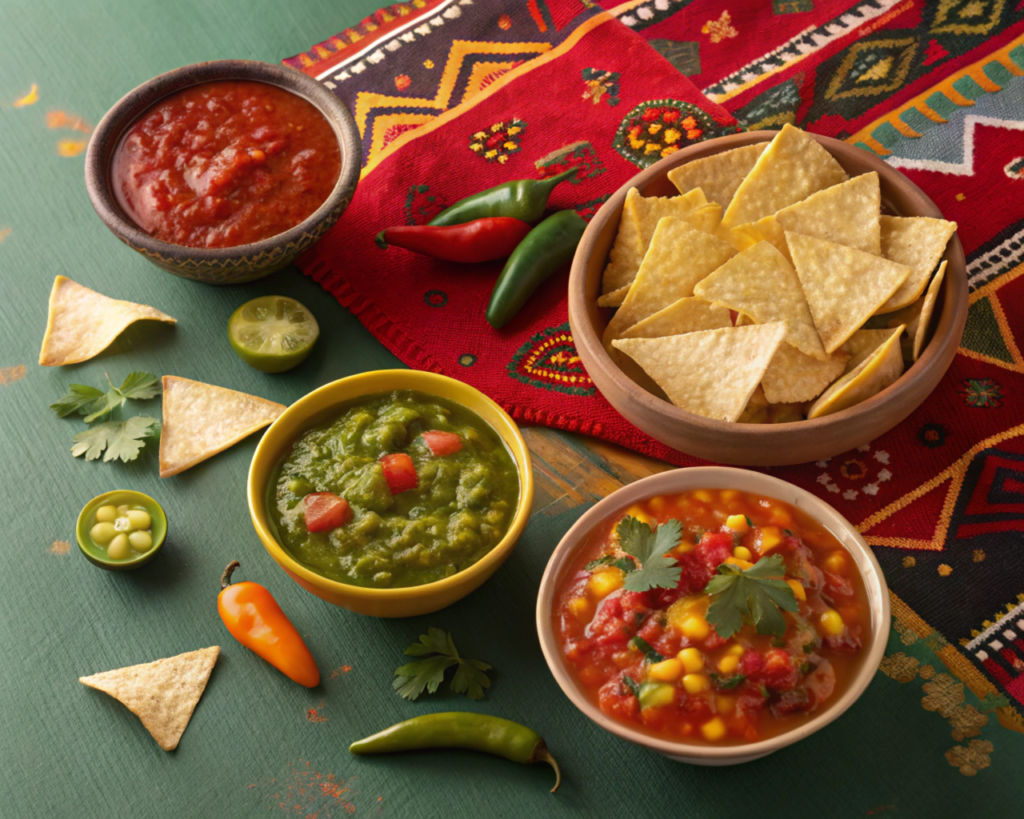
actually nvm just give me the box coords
[127,510,152,530]
[108,533,131,559]
[90,522,116,545]
[128,530,153,553]
[95,505,117,523]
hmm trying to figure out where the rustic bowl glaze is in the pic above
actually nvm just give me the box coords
[85,60,360,285]
[568,131,967,466]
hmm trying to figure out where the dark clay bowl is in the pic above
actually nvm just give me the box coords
[568,131,967,466]
[85,60,360,285]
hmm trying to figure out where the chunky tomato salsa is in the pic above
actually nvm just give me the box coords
[553,489,870,745]
[112,80,341,248]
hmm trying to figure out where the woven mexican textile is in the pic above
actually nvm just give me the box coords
[288,0,1024,742]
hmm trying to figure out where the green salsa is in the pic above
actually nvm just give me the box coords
[269,390,520,588]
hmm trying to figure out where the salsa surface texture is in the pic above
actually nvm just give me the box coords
[553,489,870,746]
[112,80,341,248]
[270,390,519,589]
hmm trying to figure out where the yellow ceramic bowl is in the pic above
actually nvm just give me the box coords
[247,370,534,617]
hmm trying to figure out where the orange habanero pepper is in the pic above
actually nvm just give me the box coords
[217,561,320,687]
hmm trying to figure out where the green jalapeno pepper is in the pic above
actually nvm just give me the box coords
[428,168,577,227]
[485,209,587,329]
[349,712,562,792]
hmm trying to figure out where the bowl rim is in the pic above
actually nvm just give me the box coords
[75,489,168,568]
[568,129,968,438]
[535,466,890,761]
[247,369,534,602]
[84,58,361,259]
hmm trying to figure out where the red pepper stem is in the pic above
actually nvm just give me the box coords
[374,230,389,250]
[221,560,240,590]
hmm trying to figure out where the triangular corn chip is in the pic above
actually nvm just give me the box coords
[885,260,947,362]
[160,376,285,477]
[788,231,910,354]
[603,218,736,349]
[694,240,826,360]
[598,285,630,308]
[843,328,895,372]
[79,647,219,751]
[683,203,724,235]
[808,326,904,418]
[667,143,768,209]
[874,216,957,314]
[630,188,708,248]
[612,323,786,422]
[774,173,881,255]
[602,189,645,295]
[39,276,176,366]
[761,343,849,404]
[620,297,732,340]
[721,125,848,231]
[738,215,790,260]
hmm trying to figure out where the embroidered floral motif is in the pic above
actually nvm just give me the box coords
[498,13,512,30]
[404,184,447,225]
[612,99,728,168]
[702,10,738,43]
[959,377,1003,408]
[572,194,611,220]
[458,354,477,367]
[1004,156,1024,180]
[424,290,448,307]
[918,423,948,448]
[469,118,527,164]
[581,68,621,106]
[394,74,411,91]
[535,142,605,184]
[508,323,596,396]
[815,443,893,501]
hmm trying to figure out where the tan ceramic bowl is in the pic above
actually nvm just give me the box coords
[536,466,890,765]
[568,131,967,466]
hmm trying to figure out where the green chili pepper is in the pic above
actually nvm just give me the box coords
[429,168,577,227]
[349,712,562,792]
[486,209,587,329]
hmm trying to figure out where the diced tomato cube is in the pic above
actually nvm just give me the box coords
[421,430,462,456]
[380,453,418,494]
[698,532,734,570]
[303,492,352,533]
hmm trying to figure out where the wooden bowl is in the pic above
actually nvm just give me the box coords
[568,131,967,466]
[85,60,360,285]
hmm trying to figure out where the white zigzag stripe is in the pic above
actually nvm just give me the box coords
[885,115,1024,177]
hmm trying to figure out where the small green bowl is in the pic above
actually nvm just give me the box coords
[76,490,167,571]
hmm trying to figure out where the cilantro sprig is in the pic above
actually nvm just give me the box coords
[704,554,797,639]
[614,516,682,593]
[392,627,492,701]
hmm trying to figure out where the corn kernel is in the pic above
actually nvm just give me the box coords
[639,682,675,709]
[820,609,845,637]
[721,490,740,503]
[771,507,792,527]
[694,490,714,504]
[723,556,754,570]
[673,540,696,555]
[667,596,706,630]
[678,647,704,673]
[701,716,727,741]
[824,552,847,575]
[648,658,684,683]
[568,596,593,623]
[680,614,710,640]
[715,695,736,715]
[759,526,784,553]
[718,655,740,674]
[786,578,807,601]
[682,673,710,694]
[726,514,750,534]
[624,504,654,525]
[725,643,745,657]
[587,569,623,599]
[649,496,666,512]
[733,546,753,561]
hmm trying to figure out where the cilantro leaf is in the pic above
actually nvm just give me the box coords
[586,554,635,574]
[70,416,159,463]
[118,371,160,401]
[629,636,663,663]
[710,673,747,690]
[615,516,682,593]
[622,674,641,699]
[392,628,492,701]
[50,384,107,418]
[704,554,798,639]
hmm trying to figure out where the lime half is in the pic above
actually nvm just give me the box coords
[228,296,320,373]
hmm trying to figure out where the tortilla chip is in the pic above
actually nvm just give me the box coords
[683,203,724,236]
[39,276,176,366]
[694,240,826,360]
[612,322,786,422]
[885,260,948,362]
[740,215,790,260]
[603,218,736,349]
[774,172,881,255]
[843,329,896,372]
[79,647,219,751]
[667,143,768,209]
[738,384,769,424]
[788,231,911,354]
[721,124,848,231]
[874,216,957,314]
[159,376,286,478]
[598,285,630,308]
[631,188,708,249]
[620,297,732,340]
[602,189,645,295]
[808,326,905,418]
[761,343,849,404]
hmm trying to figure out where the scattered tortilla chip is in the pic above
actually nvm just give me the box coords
[620,297,732,340]
[788,231,910,354]
[602,189,645,295]
[774,172,881,255]
[630,188,707,249]
[885,260,947,362]
[721,125,848,231]
[694,240,826,360]
[612,323,786,422]
[843,328,895,372]
[598,285,630,308]
[874,216,957,314]
[79,647,219,751]
[667,143,768,209]
[603,218,736,348]
[39,276,176,366]
[808,326,905,418]
[761,343,849,404]
[160,376,286,478]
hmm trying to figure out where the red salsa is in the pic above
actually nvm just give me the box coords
[112,80,341,249]
[553,489,870,745]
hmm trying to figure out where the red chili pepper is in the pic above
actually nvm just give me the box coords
[375,217,532,263]
[304,492,352,532]
[380,453,418,494]
[421,431,462,456]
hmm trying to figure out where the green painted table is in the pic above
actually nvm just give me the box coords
[1,2,1020,816]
